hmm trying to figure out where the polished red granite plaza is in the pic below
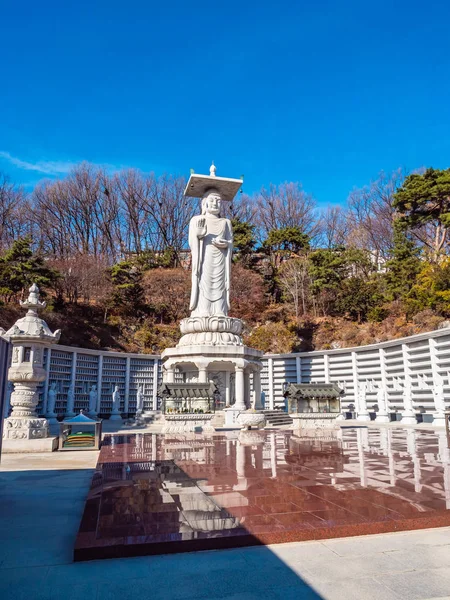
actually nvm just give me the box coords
[74,427,450,560]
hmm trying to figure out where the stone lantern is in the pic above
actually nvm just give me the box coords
[0,283,61,451]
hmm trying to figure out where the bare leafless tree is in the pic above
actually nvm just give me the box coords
[347,169,404,259]
[0,174,31,249]
[144,174,198,262]
[224,192,258,225]
[113,169,149,255]
[278,257,311,319]
[254,182,319,244]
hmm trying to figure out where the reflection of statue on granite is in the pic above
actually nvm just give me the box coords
[189,189,233,317]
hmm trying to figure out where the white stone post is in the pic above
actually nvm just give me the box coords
[324,354,330,384]
[66,351,77,417]
[152,359,159,411]
[96,354,103,414]
[430,337,446,425]
[352,351,370,421]
[234,366,246,411]
[295,356,302,383]
[43,347,52,415]
[124,356,131,414]
[375,347,390,422]
[244,370,251,408]
[401,343,416,424]
[0,284,61,449]
[268,357,274,410]
[253,368,263,410]
[225,371,231,406]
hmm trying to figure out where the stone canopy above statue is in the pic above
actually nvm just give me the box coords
[184,162,243,201]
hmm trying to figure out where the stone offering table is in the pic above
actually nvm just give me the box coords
[291,413,342,430]
[236,410,266,430]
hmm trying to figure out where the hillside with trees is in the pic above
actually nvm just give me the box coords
[1,164,450,354]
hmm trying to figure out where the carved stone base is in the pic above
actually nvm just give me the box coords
[2,416,49,440]
[161,414,215,434]
[2,437,58,453]
[291,413,340,430]
[178,316,244,347]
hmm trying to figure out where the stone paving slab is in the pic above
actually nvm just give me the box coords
[1,447,450,599]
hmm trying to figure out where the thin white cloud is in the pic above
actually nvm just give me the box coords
[0,151,77,175]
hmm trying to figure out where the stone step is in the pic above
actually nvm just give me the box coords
[263,410,293,427]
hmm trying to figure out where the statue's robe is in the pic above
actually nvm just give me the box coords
[189,215,233,316]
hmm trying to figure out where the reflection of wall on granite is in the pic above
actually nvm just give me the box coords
[287,435,347,472]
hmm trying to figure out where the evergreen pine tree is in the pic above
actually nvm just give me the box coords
[0,237,59,302]
[385,223,421,300]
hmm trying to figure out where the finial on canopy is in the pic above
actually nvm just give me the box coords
[184,163,242,201]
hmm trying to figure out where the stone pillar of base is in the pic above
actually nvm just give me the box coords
[234,367,246,411]
[253,369,263,410]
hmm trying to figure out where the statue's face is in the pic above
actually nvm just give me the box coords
[205,192,221,215]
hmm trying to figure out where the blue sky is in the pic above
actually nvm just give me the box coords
[1,0,449,206]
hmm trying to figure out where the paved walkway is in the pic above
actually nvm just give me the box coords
[1,452,450,600]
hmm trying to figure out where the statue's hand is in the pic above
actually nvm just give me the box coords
[196,217,207,238]
[212,237,229,249]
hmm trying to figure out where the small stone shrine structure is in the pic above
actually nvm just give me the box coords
[284,382,344,429]
[161,164,263,428]
[0,284,61,452]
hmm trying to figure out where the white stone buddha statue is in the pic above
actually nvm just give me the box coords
[188,188,233,317]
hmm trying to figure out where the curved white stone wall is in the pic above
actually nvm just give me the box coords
[263,328,450,421]
[4,327,449,422]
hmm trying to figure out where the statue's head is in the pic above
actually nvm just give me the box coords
[201,188,222,216]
